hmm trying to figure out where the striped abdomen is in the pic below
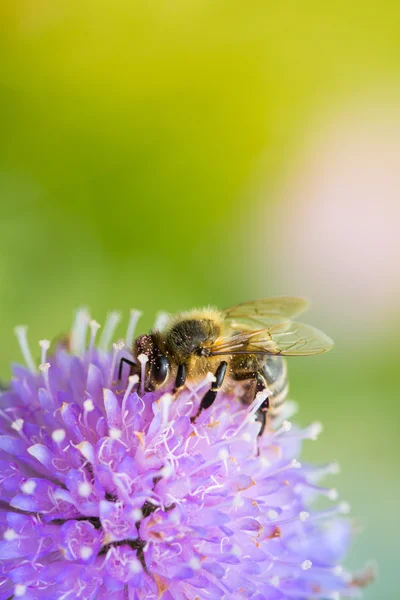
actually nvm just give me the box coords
[262,356,288,419]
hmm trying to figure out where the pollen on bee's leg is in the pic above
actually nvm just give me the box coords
[70,307,90,356]
[13,584,27,598]
[125,310,142,348]
[14,326,37,373]
[99,311,121,351]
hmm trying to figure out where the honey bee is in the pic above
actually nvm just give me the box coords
[119,297,333,435]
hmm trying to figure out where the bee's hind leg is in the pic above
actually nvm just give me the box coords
[191,361,228,423]
[255,372,269,437]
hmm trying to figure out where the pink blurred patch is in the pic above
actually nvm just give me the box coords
[263,104,400,334]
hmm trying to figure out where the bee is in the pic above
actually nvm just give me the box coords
[119,297,333,435]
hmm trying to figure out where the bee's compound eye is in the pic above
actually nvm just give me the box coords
[152,355,170,385]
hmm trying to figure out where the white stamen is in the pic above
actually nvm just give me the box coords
[109,427,122,440]
[268,458,302,479]
[83,399,95,413]
[21,479,36,495]
[129,559,142,573]
[259,456,271,468]
[39,362,52,397]
[125,310,142,347]
[108,340,125,387]
[231,544,242,557]
[14,584,27,597]
[4,528,18,541]
[131,508,143,521]
[11,418,24,432]
[138,353,148,396]
[273,420,292,436]
[218,448,229,461]
[329,462,341,475]
[331,593,341,600]
[52,428,66,443]
[185,372,216,405]
[160,393,172,426]
[79,545,93,559]
[302,560,312,570]
[241,432,252,442]
[14,325,37,373]
[78,481,92,498]
[71,308,90,356]
[153,311,169,331]
[270,576,280,587]
[308,421,323,440]
[160,462,174,478]
[138,353,148,365]
[122,374,139,421]
[267,509,279,520]
[333,565,344,576]
[89,320,101,357]
[234,389,271,437]
[299,511,310,522]
[327,488,339,501]
[233,494,244,508]
[339,501,351,514]
[39,339,50,365]
[278,400,298,421]
[99,311,121,351]
[77,441,95,463]
[189,557,201,570]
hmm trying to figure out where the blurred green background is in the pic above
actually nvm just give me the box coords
[1,2,399,598]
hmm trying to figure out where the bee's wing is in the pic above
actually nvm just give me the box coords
[223,296,310,331]
[210,321,333,356]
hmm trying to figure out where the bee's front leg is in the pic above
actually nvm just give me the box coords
[191,361,227,422]
[118,357,137,381]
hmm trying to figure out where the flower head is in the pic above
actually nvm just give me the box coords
[0,309,371,599]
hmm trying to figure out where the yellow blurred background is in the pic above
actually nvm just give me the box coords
[1,2,399,597]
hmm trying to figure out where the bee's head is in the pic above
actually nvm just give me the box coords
[133,334,170,392]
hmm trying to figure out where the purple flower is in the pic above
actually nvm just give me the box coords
[0,309,371,599]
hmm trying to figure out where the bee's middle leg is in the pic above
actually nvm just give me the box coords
[191,361,228,422]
